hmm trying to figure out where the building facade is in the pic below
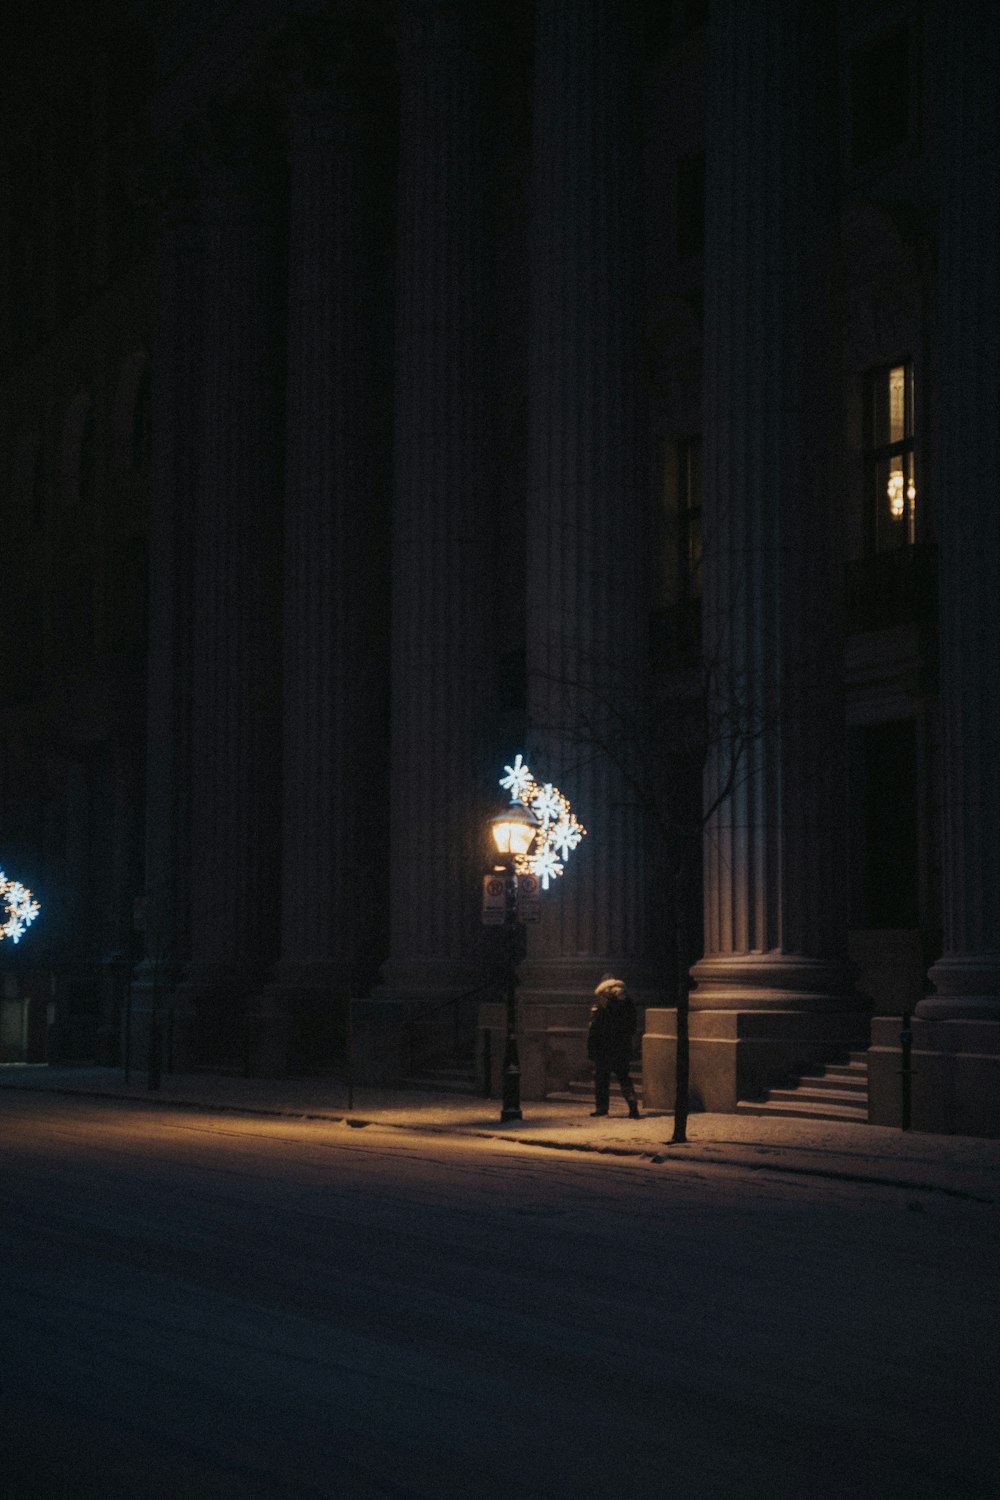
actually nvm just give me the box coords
[1,0,997,1135]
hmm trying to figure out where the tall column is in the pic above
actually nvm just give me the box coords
[139,158,200,992]
[179,113,285,1061]
[521,0,651,1010]
[380,1,499,1002]
[921,4,1000,1024]
[268,34,390,1042]
[689,1,862,1106]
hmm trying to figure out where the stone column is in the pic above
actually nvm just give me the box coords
[921,3,1000,1022]
[520,0,652,1045]
[379,1,499,1005]
[686,0,863,1108]
[139,161,199,985]
[178,114,285,1064]
[130,159,201,1064]
[265,33,390,1063]
[897,2,1000,1136]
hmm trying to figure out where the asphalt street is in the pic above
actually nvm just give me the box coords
[0,1091,996,1500]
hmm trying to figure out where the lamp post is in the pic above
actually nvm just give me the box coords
[489,800,540,1122]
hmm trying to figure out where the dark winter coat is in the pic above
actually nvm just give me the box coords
[586,990,636,1064]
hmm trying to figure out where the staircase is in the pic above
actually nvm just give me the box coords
[736,1051,869,1124]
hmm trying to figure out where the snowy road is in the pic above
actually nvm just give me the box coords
[0,1093,995,1500]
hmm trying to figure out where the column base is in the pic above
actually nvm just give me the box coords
[642,1006,871,1113]
[868,1014,1000,1137]
[689,953,859,1012]
[919,955,1000,1020]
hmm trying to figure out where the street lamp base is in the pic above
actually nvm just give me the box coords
[500,1032,522,1123]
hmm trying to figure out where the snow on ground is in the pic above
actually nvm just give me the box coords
[0,1090,997,1500]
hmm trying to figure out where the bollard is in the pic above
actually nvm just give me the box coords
[899,1010,912,1131]
[147,1017,162,1091]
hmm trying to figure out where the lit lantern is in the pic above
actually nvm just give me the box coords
[490,800,540,858]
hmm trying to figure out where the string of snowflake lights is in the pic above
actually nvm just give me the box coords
[0,869,41,944]
[499,754,586,890]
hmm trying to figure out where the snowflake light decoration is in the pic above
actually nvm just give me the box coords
[0,869,41,944]
[499,758,586,890]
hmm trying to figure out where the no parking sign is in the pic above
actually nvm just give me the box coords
[516,872,540,923]
[481,874,508,925]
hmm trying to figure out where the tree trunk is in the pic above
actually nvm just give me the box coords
[671,872,691,1143]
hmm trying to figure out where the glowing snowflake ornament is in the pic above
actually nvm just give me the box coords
[530,782,563,827]
[551,814,584,862]
[499,754,535,803]
[498,758,586,891]
[0,869,41,944]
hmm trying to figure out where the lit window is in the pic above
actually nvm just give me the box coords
[865,361,916,551]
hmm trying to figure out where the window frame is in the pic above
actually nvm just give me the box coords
[863,359,917,554]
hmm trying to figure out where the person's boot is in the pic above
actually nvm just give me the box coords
[590,1108,608,1116]
[628,1099,640,1119]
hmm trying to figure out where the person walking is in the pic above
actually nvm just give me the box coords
[587,975,640,1118]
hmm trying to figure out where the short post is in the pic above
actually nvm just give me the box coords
[123,980,133,1085]
[346,997,355,1112]
[482,1026,492,1098]
[147,956,162,1092]
[147,1016,162,1091]
[899,1009,913,1131]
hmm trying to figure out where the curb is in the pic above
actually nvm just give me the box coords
[3,1078,996,1204]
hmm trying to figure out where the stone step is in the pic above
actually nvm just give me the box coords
[738,1049,870,1123]
[765,1083,866,1107]
[736,1097,869,1123]
[791,1071,867,1093]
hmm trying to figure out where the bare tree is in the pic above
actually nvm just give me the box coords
[527,641,766,1144]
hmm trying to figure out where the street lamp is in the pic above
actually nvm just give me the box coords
[489,800,540,1122]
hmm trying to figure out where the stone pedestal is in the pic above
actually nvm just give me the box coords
[681,0,860,1107]
[868,1015,1000,1138]
[643,1007,870,1115]
[520,0,655,1037]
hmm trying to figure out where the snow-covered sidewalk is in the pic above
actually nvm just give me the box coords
[2,1062,999,1202]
